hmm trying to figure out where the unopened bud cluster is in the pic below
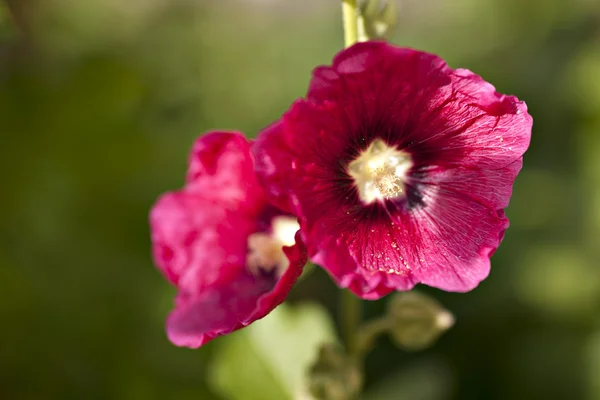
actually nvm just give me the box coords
[386,291,455,351]
[308,344,362,400]
[359,0,398,40]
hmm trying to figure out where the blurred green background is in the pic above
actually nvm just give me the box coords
[2,0,600,399]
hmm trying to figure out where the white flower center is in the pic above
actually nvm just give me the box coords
[347,138,412,204]
[247,216,300,277]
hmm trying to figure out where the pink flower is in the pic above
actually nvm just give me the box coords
[150,132,306,348]
[253,41,532,299]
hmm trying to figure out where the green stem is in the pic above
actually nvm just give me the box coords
[341,290,361,355]
[355,317,390,360]
[341,0,359,47]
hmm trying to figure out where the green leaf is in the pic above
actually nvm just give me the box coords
[209,302,338,400]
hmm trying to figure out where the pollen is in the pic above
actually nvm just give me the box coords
[347,138,412,204]
[247,216,300,277]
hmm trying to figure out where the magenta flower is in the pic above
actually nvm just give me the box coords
[253,41,532,299]
[150,132,306,348]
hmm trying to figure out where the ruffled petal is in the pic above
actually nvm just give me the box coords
[166,235,307,348]
[151,131,306,347]
[186,131,265,213]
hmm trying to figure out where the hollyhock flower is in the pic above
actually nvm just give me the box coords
[150,132,306,348]
[253,41,532,299]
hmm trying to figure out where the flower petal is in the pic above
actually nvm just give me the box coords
[166,236,307,348]
[150,190,253,289]
[151,131,307,347]
[186,131,265,212]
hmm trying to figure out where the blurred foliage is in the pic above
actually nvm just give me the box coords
[587,331,600,400]
[363,356,453,400]
[1,0,600,399]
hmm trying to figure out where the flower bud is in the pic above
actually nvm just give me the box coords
[386,291,454,351]
[308,344,362,400]
[359,0,398,40]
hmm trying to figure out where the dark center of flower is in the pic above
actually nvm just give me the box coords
[246,216,299,277]
[347,138,413,204]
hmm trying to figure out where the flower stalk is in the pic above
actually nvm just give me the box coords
[341,290,361,355]
[355,317,390,359]
[341,0,359,47]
